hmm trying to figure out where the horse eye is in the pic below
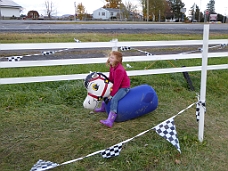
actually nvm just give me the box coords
[92,84,99,91]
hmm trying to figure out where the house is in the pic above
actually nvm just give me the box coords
[93,8,120,20]
[0,0,22,18]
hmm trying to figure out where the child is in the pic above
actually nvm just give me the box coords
[95,51,130,128]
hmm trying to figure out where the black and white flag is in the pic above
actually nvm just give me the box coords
[30,159,59,171]
[154,117,181,153]
[101,143,123,159]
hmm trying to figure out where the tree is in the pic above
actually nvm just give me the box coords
[124,1,137,12]
[140,0,167,21]
[206,0,215,13]
[190,3,200,21]
[103,0,122,8]
[169,0,185,21]
[77,2,86,20]
[164,0,173,20]
[121,1,138,20]
[45,1,54,18]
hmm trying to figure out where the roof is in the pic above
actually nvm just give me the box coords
[103,8,120,13]
[0,0,22,8]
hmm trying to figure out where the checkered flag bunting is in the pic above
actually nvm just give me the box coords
[154,117,181,153]
[120,46,131,51]
[30,159,59,171]
[7,56,23,62]
[120,46,153,56]
[42,51,55,55]
[101,143,123,158]
[196,102,200,122]
[195,101,206,122]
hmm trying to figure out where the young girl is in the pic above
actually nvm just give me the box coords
[95,51,130,128]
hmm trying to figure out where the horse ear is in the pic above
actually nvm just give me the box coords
[92,72,98,78]
[89,71,93,74]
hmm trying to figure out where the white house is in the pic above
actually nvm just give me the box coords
[0,0,22,18]
[93,8,120,20]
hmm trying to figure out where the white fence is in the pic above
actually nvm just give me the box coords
[0,25,228,142]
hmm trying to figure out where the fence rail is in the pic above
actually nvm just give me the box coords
[0,25,228,142]
[0,52,227,69]
[1,39,228,50]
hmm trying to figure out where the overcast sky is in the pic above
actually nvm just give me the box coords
[13,0,227,16]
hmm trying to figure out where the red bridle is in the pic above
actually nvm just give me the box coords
[87,75,110,101]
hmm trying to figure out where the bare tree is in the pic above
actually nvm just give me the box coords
[122,1,138,20]
[45,1,54,18]
[125,1,137,12]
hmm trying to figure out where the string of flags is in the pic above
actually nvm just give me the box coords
[178,43,228,54]
[195,94,206,122]
[120,43,227,56]
[30,100,206,171]
[120,46,154,56]
[5,41,226,62]
[4,38,81,62]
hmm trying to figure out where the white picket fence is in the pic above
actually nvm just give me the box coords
[0,40,227,85]
[0,25,228,142]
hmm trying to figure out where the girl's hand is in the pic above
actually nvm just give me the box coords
[104,96,112,104]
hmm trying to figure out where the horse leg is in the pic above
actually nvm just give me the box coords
[100,111,117,128]
[94,101,106,112]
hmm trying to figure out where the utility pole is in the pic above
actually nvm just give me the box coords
[198,0,202,22]
[0,0,2,20]
[147,0,149,22]
[223,7,227,23]
[74,1,76,21]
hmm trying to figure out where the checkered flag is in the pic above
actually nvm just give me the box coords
[154,118,181,153]
[100,143,123,158]
[7,56,23,62]
[145,52,153,56]
[195,101,206,122]
[120,46,131,51]
[42,51,55,55]
[30,159,59,171]
[196,102,200,122]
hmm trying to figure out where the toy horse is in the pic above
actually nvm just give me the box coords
[83,72,158,122]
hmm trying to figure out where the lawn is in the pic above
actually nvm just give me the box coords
[0,32,228,171]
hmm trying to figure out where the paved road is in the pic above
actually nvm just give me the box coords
[0,20,227,34]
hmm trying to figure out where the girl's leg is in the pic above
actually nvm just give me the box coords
[100,88,130,128]
[110,88,130,113]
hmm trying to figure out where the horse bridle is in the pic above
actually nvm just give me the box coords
[87,74,110,101]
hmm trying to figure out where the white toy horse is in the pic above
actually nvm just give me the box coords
[83,72,158,122]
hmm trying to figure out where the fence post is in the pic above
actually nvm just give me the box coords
[111,39,118,51]
[198,24,209,142]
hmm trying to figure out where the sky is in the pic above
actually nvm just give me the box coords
[13,0,228,17]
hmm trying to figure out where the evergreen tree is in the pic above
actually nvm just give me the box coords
[206,0,215,13]
[169,0,185,21]
[190,3,200,21]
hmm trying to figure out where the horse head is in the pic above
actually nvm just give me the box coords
[83,72,113,110]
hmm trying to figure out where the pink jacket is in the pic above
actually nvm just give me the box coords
[109,63,130,97]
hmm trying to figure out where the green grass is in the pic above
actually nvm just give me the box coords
[0,32,228,171]
[1,32,228,43]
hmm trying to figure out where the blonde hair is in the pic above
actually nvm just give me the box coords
[106,51,123,67]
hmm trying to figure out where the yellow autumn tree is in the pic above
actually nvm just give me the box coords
[77,2,85,20]
[103,0,122,8]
